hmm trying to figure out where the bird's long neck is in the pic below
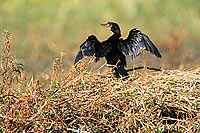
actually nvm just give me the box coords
[112,26,121,37]
[107,33,120,44]
[113,32,121,38]
[109,29,121,41]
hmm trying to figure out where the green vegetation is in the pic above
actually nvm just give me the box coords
[0,0,200,75]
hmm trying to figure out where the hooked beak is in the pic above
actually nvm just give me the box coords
[100,23,111,28]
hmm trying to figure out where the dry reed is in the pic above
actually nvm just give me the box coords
[0,31,199,132]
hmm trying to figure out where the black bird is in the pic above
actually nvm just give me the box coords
[74,22,162,78]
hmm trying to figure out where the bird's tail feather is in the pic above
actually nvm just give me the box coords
[74,50,83,65]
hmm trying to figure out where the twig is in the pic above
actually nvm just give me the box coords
[126,66,162,72]
[3,32,11,82]
[66,127,90,133]
[0,114,16,121]
[29,101,47,121]
[96,62,107,71]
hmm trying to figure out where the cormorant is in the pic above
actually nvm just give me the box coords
[74,22,162,78]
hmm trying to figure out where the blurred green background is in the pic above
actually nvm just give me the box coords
[0,0,200,76]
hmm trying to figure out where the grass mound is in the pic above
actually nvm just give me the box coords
[0,31,199,132]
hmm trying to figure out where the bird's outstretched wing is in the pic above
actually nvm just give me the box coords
[74,35,112,65]
[118,28,162,60]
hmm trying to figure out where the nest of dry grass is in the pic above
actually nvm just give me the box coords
[0,31,200,132]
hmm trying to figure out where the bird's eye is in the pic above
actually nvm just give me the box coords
[107,22,112,26]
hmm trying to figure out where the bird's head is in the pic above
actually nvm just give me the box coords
[100,22,120,34]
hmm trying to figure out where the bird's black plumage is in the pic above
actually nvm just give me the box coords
[74,22,162,78]
[74,35,112,65]
[118,28,162,60]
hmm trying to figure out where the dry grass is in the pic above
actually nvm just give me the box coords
[0,32,200,132]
